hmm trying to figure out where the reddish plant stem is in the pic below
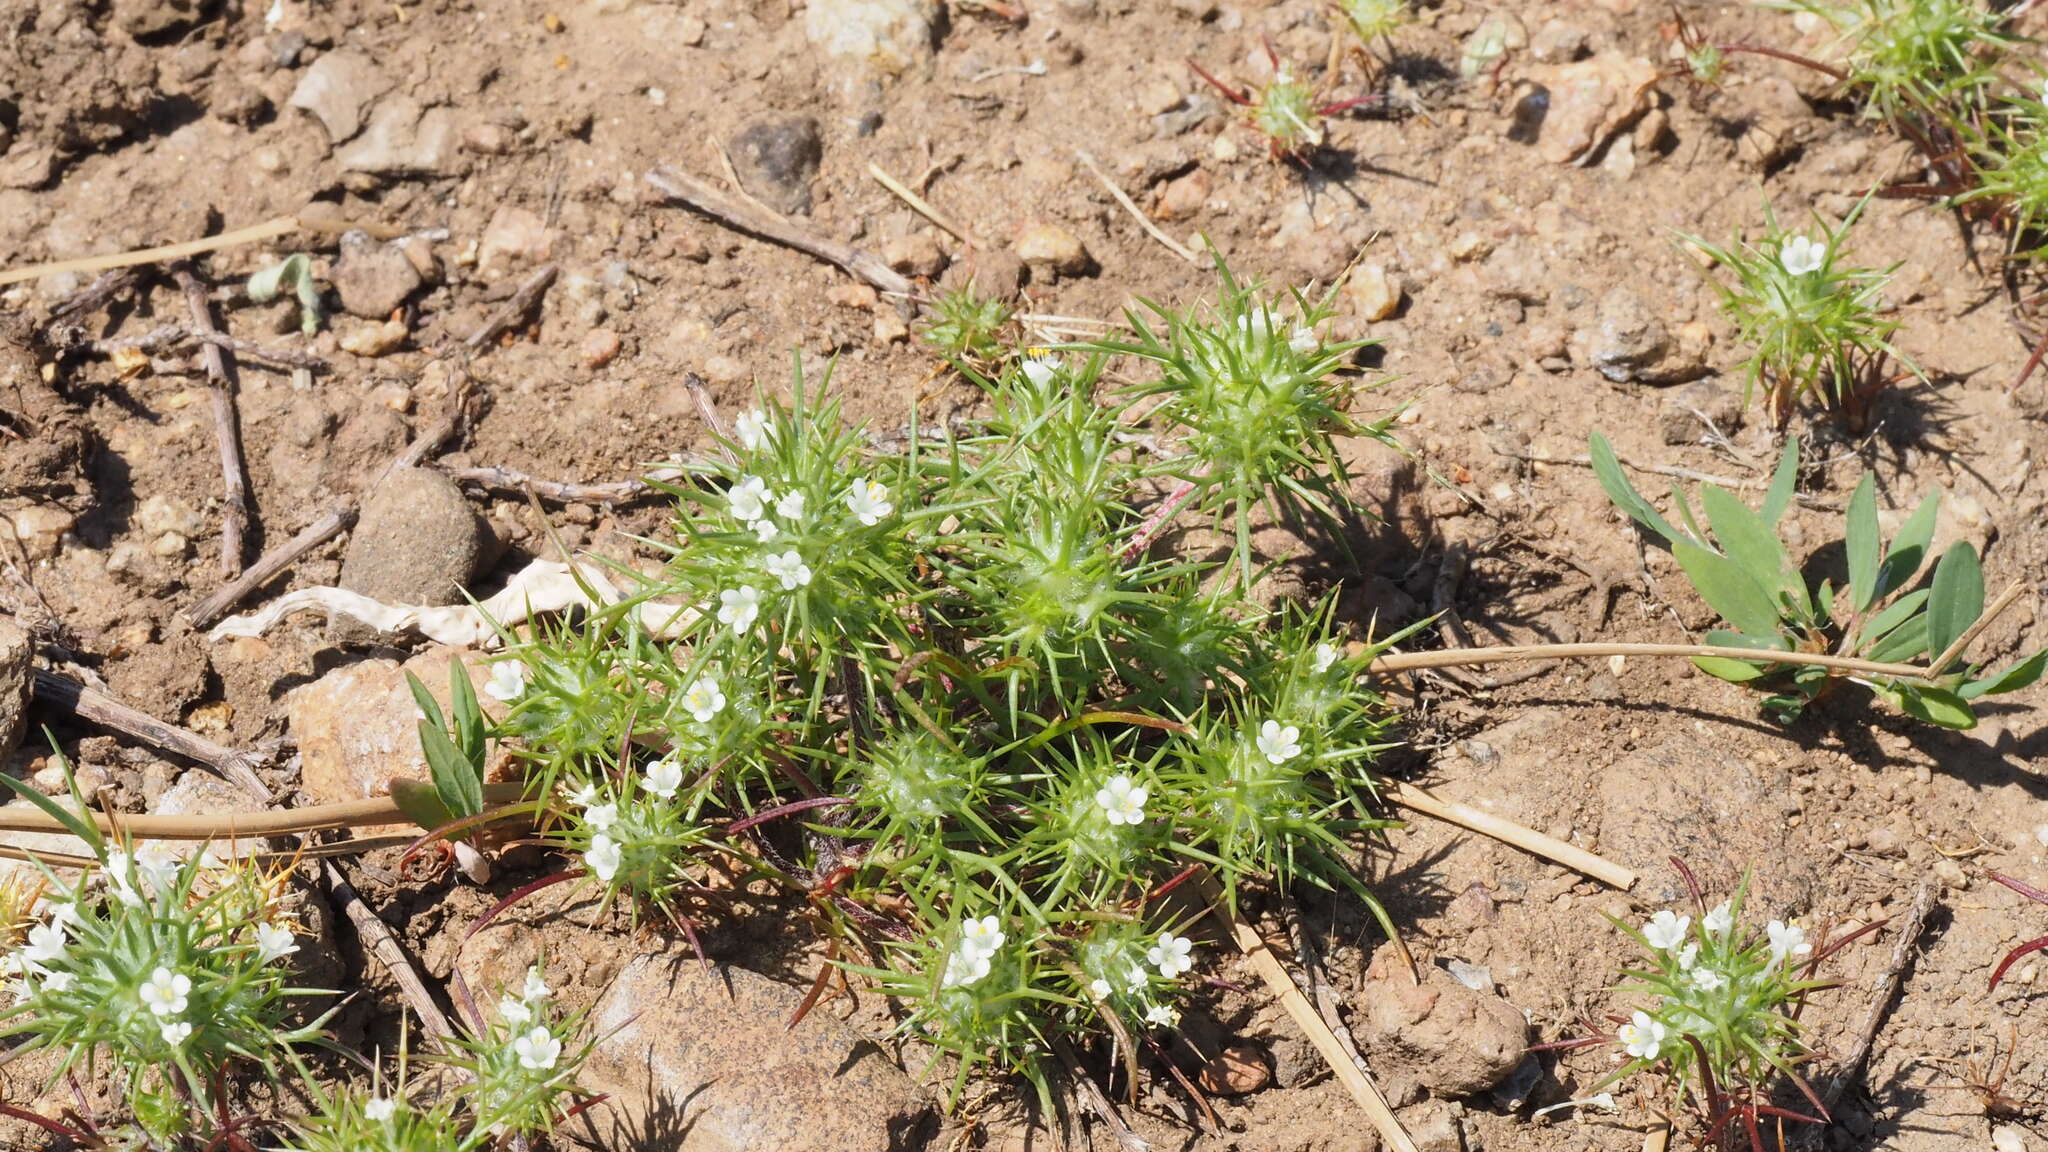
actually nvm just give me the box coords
[1718,41,1849,82]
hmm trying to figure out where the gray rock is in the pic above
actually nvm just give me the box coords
[153,773,277,858]
[336,99,461,175]
[1588,286,1704,385]
[288,50,393,144]
[1360,951,1528,1097]
[1658,378,1744,445]
[728,115,823,215]
[579,954,934,1152]
[330,230,423,319]
[803,0,939,74]
[0,618,26,757]
[333,468,487,645]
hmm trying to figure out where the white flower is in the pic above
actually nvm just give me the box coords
[567,782,598,807]
[1147,932,1194,979]
[39,970,73,993]
[514,1025,562,1071]
[585,834,623,882]
[1690,966,1727,993]
[717,585,763,634]
[1088,978,1113,999]
[1780,234,1825,276]
[644,756,685,799]
[846,477,893,526]
[776,490,806,521]
[135,843,180,894]
[365,1097,398,1122]
[1617,1010,1666,1061]
[734,407,769,450]
[483,660,527,702]
[1704,902,1733,934]
[522,967,551,1002]
[1766,920,1811,965]
[729,475,772,524]
[1255,719,1302,765]
[139,967,191,1017]
[43,901,79,930]
[1020,355,1060,388]
[1095,775,1149,826]
[1288,324,1318,355]
[21,922,65,967]
[256,922,298,963]
[960,916,1005,957]
[160,1020,193,1047]
[1677,942,1698,971]
[764,549,812,590]
[1642,910,1690,952]
[585,802,619,831]
[754,518,779,544]
[1145,1003,1181,1028]
[499,995,534,1027]
[1312,643,1340,673]
[1126,965,1150,992]
[942,948,992,988]
[681,677,727,724]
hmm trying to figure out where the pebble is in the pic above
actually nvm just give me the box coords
[478,206,556,279]
[581,328,623,370]
[330,229,423,319]
[1153,168,1210,222]
[1013,222,1092,278]
[803,0,940,73]
[1195,1044,1272,1096]
[828,283,880,309]
[335,98,461,176]
[728,115,824,215]
[333,468,489,644]
[883,232,947,278]
[1344,263,1404,324]
[1934,858,1969,889]
[873,311,910,344]
[1448,230,1493,261]
[337,317,408,357]
[286,49,392,143]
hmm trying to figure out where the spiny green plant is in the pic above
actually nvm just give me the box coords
[1592,432,2046,727]
[1948,81,2048,258]
[921,284,1016,367]
[1189,45,1375,162]
[1762,0,2014,123]
[1680,197,1914,429]
[490,259,1414,1107]
[1336,0,1407,60]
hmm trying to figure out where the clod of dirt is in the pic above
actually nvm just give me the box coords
[1,317,92,507]
[1520,54,1657,166]
[336,98,462,176]
[1153,168,1210,222]
[728,115,824,216]
[1196,1043,1272,1095]
[803,0,940,74]
[884,232,947,279]
[1658,378,1742,445]
[1394,1098,1467,1152]
[106,625,210,721]
[581,328,623,370]
[939,247,1026,299]
[1586,285,1705,385]
[0,616,28,757]
[287,49,394,144]
[112,0,214,39]
[333,468,489,645]
[1359,953,1529,1097]
[580,953,936,1152]
[331,229,425,319]
[0,145,56,190]
[1596,740,1820,909]
[1013,222,1092,280]
[479,206,558,280]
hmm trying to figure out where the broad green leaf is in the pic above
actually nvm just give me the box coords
[449,661,486,765]
[1868,615,1928,663]
[418,720,484,822]
[1926,543,1984,668]
[1873,490,1938,601]
[1857,588,1928,652]
[1699,485,1797,605]
[1589,432,1680,543]
[1961,651,2048,699]
[1695,629,1788,682]
[388,778,459,832]
[1845,472,1879,612]
[1760,439,1799,525]
[1896,685,1976,729]
[1674,540,1784,639]
[405,672,447,733]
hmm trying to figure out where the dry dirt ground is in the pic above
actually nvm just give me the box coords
[5,0,2048,1149]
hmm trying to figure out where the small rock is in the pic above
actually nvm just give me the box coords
[804,0,940,73]
[581,954,936,1151]
[149,531,189,558]
[728,115,824,215]
[330,229,424,319]
[1344,263,1404,325]
[1448,230,1493,262]
[884,232,947,278]
[1153,168,1211,222]
[1196,1043,1272,1095]
[0,617,28,757]
[478,206,556,279]
[287,49,393,144]
[939,248,1026,299]
[289,647,512,817]
[0,145,56,191]
[1658,378,1742,445]
[874,311,910,344]
[8,505,75,560]
[333,468,488,644]
[335,99,461,176]
[828,283,880,309]
[1993,1125,2028,1152]
[1396,1099,1466,1152]
[463,121,519,156]
[580,328,623,370]
[1361,952,1528,1096]
[112,0,212,37]
[1522,53,1658,165]
[1014,222,1092,278]
[153,774,276,858]
[1589,286,1703,384]
[1934,857,1968,890]
[337,317,408,357]
[1135,78,1185,117]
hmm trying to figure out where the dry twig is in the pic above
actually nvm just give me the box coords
[171,262,254,576]
[1816,881,1938,1120]
[1075,151,1202,266]
[86,323,328,370]
[646,165,916,299]
[1389,782,1636,889]
[438,464,686,507]
[464,264,558,351]
[324,860,461,1053]
[185,502,356,630]
[30,668,274,803]
[867,162,978,248]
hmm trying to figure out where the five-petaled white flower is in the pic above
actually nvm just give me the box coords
[718,585,763,634]
[585,834,623,882]
[960,916,1005,957]
[1288,324,1318,355]
[522,967,551,1002]
[1255,719,1302,765]
[499,995,534,1027]
[1020,355,1060,388]
[1617,1010,1666,1061]
[729,475,772,524]
[644,756,685,799]
[776,491,807,521]
[568,782,597,807]
[1780,234,1825,276]
[22,923,65,968]
[1677,942,1698,971]
[681,677,727,724]
[40,970,73,993]
[765,549,812,590]
[734,408,769,451]
[754,519,779,544]
[1312,643,1340,673]
[1766,920,1810,965]
[1147,932,1195,979]
[365,1097,398,1122]
[585,801,619,831]
[160,1020,193,1047]
[1145,1003,1181,1028]
[1642,910,1690,952]
[1088,978,1113,1000]
[43,901,79,930]
[846,478,893,526]
[1703,902,1733,934]
[483,660,527,702]
[139,967,191,1017]
[135,843,180,894]
[942,948,992,989]
[1095,775,1149,826]
[514,1025,562,1071]
[256,922,298,963]
[1690,966,1727,993]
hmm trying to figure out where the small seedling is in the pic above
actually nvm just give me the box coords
[247,252,326,336]
[1680,197,1914,428]
[1668,6,1729,90]
[1592,432,2046,727]
[1949,83,2048,256]
[1190,44,1373,162]
[921,284,1017,367]
[1335,0,1407,77]
[1539,862,1872,1150]
[1761,0,2013,124]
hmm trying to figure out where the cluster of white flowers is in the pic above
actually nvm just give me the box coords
[104,843,184,906]
[941,915,1006,989]
[1094,774,1149,826]
[1233,310,1319,357]
[500,966,563,1072]
[1254,719,1302,765]
[138,965,195,1048]
[4,903,78,1001]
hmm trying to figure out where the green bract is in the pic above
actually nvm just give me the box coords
[1592,432,2047,726]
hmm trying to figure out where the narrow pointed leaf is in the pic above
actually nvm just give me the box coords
[1961,651,2048,699]
[1856,588,1928,652]
[1694,629,1788,682]
[448,660,486,764]
[1700,485,1796,605]
[1760,439,1799,524]
[419,720,484,821]
[1589,432,1681,544]
[1895,686,1975,729]
[1873,490,1938,600]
